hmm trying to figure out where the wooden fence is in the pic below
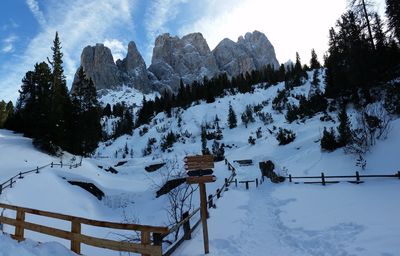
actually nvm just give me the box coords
[0,203,168,256]
[162,159,237,256]
[0,161,82,195]
[287,171,400,185]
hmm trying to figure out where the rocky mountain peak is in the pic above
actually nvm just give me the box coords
[73,30,280,94]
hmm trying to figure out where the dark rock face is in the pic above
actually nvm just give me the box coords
[259,160,285,183]
[74,44,122,90]
[68,181,105,200]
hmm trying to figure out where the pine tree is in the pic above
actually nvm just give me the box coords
[310,49,321,69]
[337,107,352,147]
[201,125,210,155]
[48,32,71,149]
[351,0,375,49]
[386,0,400,42]
[70,67,101,156]
[320,127,338,151]
[228,104,237,129]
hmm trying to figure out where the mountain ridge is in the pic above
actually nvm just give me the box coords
[72,30,280,94]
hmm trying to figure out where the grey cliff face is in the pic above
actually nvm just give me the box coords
[237,30,279,69]
[117,41,151,93]
[73,42,152,93]
[75,44,122,90]
[149,32,219,91]
[212,38,256,77]
[213,30,279,77]
[73,30,280,94]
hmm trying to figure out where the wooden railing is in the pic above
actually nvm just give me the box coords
[287,171,400,185]
[0,203,169,256]
[162,159,237,255]
[0,161,82,195]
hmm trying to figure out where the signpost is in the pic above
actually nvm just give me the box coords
[184,155,216,254]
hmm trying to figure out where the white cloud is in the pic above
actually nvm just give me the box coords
[104,39,127,61]
[1,35,18,53]
[143,0,188,61]
[26,0,47,27]
[0,0,136,102]
[179,0,348,64]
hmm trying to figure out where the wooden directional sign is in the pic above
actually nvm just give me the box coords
[186,169,214,177]
[184,155,214,171]
[186,175,216,184]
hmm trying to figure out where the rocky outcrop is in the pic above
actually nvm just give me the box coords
[212,38,255,77]
[116,41,151,93]
[149,32,219,91]
[76,44,122,90]
[73,30,280,94]
[213,30,279,77]
[237,31,279,70]
[74,42,152,93]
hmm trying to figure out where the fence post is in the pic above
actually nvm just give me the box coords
[256,178,259,187]
[235,179,238,187]
[153,233,163,246]
[397,171,400,179]
[289,174,292,182]
[71,220,81,254]
[182,211,191,240]
[225,159,228,165]
[321,172,326,186]
[0,184,2,195]
[14,209,25,241]
[51,162,53,168]
[141,231,151,256]
[18,172,23,179]
[228,164,231,171]
[356,171,360,182]
[36,167,39,174]
[245,181,249,190]
[225,178,229,187]
[60,161,63,168]
[208,195,213,209]
[10,178,13,188]
[216,189,221,199]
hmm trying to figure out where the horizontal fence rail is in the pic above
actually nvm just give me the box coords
[287,171,400,185]
[0,160,82,195]
[0,203,168,256]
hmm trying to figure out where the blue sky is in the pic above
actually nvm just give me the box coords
[0,0,386,102]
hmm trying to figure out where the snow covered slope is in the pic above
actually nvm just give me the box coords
[1,69,400,255]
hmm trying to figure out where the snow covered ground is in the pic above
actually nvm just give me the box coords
[1,70,400,255]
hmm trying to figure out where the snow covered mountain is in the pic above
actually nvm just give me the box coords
[1,69,400,255]
[73,30,279,94]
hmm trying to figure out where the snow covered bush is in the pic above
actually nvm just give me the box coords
[257,111,274,125]
[276,128,296,145]
[248,136,256,145]
[320,127,339,151]
[241,105,255,128]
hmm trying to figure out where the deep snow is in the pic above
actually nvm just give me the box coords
[1,69,399,255]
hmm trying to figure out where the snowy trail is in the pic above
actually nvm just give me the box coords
[175,181,400,256]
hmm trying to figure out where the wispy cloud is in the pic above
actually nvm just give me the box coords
[179,0,347,63]
[143,0,188,61]
[104,39,127,61]
[26,0,47,27]
[1,19,19,31]
[0,0,136,101]
[1,35,18,53]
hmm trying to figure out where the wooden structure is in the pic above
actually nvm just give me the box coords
[184,155,214,172]
[184,155,216,254]
[287,171,400,185]
[0,203,168,256]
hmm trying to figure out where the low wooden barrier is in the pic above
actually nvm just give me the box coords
[0,161,82,195]
[0,203,168,256]
[287,171,400,185]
